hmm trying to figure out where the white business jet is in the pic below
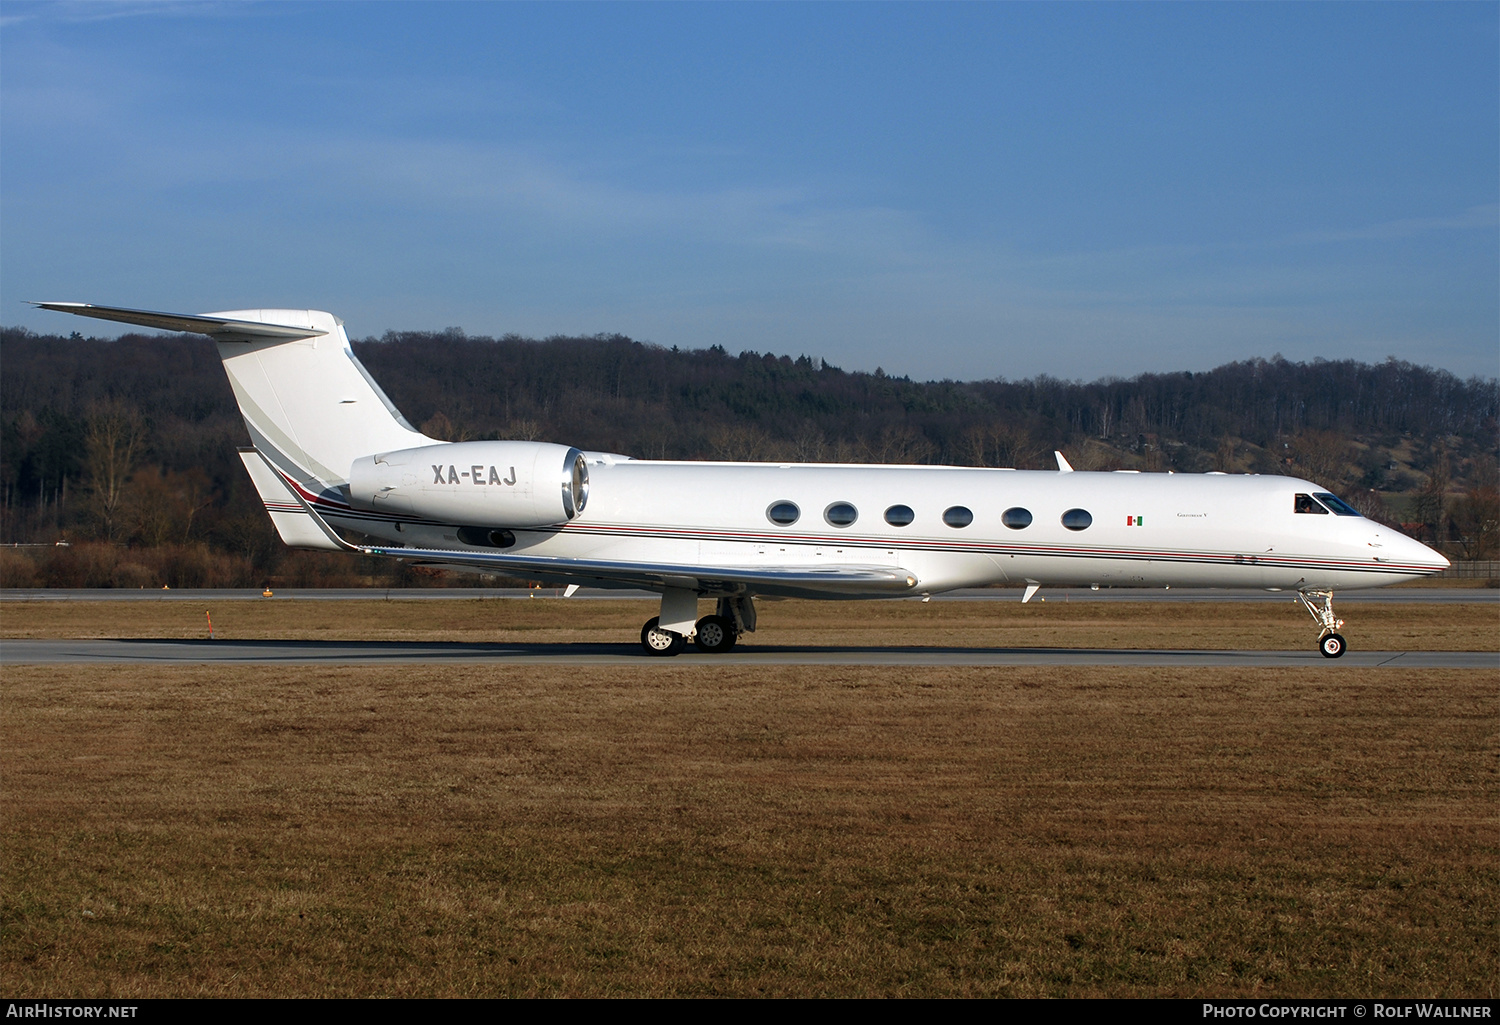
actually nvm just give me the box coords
[33,303,1450,657]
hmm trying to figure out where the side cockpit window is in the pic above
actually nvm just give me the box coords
[1294,493,1328,515]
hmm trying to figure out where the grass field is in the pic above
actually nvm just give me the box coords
[1,596,1497,651]
[2,600,1496,997]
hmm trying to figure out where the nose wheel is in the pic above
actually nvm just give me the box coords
[1298,590,1347,658]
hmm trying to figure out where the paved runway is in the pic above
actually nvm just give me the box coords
[3,637,1493,668]
[3,587,1494,604]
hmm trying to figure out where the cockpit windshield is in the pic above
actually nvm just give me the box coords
[1296,492,1361,516]
[1313,492,1361,517]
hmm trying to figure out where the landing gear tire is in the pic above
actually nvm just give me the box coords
[1299,591,1349,661]
[693,615,737,653]
[641,617,685,656]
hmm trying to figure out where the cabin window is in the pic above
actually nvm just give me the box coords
[884,504,915,527]
[943,506,973,528]
[1061,508,1092,531]
[456,527,517,549]
[1001,507,1032,529]
[1313,492,1361,517]
[1294,493,1329,515]
[767,501,800,526]
[825,502,858,527]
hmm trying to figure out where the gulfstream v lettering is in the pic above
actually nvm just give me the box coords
[33,302,1450,657]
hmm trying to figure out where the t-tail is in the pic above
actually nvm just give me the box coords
[29,302,433,549]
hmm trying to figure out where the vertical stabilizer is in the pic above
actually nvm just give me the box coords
[208,308,430,493]
[29,302,433,496]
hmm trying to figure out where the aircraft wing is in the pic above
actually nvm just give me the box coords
[375,545,919,596]
[282,462,917,596]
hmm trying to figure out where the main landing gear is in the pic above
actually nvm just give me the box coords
[639,593,755,656]
[640,617,686,656]
[692,614,737,653]
[1297,589,1347,659]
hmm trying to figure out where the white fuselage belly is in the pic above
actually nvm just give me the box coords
[329,461,1445,595]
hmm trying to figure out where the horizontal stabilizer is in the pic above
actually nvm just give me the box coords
[28,302,327,342]
[34,301,429,492]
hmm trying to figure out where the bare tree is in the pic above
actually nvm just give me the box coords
[963,423,990,467]
[707,423,774,462]
[791,423,829,463]
[1449,459,1499,560]
[1291,429,1353,488]
[501,419,544,442]
[1342,488,1393,525]
[131,466,216,546]
[864,424,935,465]
[1215,437,1237,472]
[1411,453,1450,545]
[85,401,146,542]
[420,411,480,442]
[990,425,1043,470]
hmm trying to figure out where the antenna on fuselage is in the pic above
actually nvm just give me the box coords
[1054,451,1074,472]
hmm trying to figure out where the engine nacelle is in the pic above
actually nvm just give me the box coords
[348,440,589,528]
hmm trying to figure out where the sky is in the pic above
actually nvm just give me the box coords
[2,1,1496,383]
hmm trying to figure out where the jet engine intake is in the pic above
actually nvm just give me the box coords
[349,440,589,527]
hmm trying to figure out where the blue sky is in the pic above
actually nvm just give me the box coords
[3,1,1496,381]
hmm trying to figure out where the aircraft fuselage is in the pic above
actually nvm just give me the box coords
[328,460,1444,598]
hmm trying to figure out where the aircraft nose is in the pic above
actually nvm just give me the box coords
[1420,543,1451,572]
[1388,530,1449,573]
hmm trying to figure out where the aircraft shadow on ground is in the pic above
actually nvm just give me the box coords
[83,637,1331,662]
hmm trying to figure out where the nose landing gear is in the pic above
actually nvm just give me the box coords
[1297,589,1347,659]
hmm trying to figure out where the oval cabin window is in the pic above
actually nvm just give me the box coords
[884,504,915,527]
[1001,507,1032,529]
[825,502,858,527]
[1061,508,1092,531]
[942,506,973,528]
[767,501,800,526]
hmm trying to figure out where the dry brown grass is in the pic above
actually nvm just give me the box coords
[3,662,1495,997]
[1,597,1495,651]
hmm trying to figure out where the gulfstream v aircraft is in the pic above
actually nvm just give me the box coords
[34,302,1450,657]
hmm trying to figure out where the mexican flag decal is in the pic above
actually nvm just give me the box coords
[1126,515,1144,526]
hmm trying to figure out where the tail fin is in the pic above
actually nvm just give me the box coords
[207,308,430,492]
[30,302,430,495]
